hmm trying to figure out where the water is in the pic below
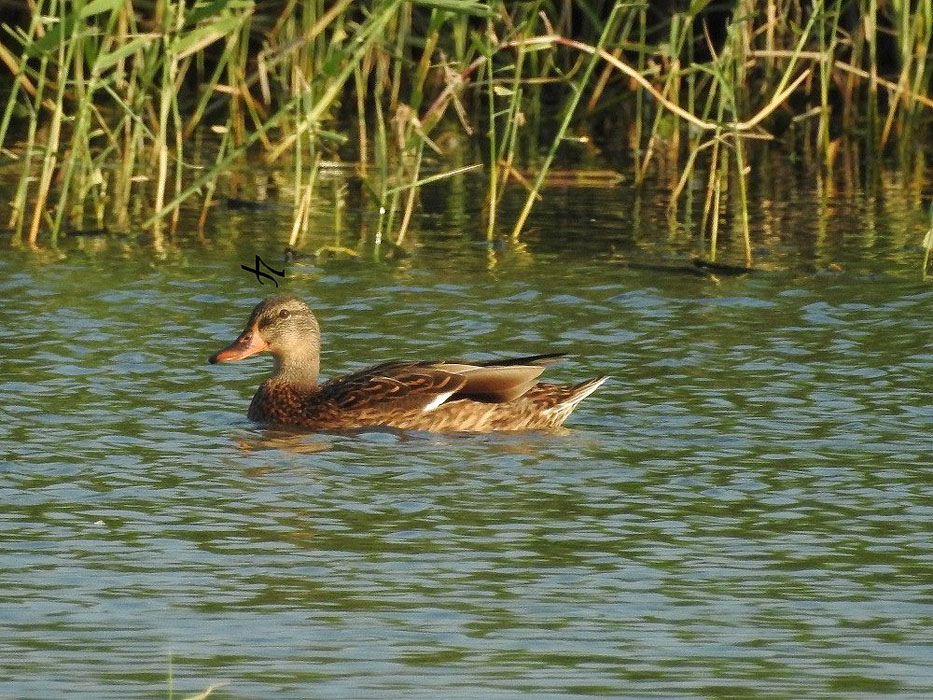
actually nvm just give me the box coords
[1,172,932,698]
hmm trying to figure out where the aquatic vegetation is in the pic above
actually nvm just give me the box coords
[0,0,929,261]
[923,203,933,279]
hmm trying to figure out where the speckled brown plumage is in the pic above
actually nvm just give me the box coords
[209,295,608,432]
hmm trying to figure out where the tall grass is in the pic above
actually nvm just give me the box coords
[0,0,930,260]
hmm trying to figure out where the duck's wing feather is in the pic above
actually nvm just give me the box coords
[319,361,467,413]
[443,364,549,402]
[454,354,564,401]
[318,357,555,412]
[475,353,566,368]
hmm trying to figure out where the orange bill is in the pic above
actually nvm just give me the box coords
[209,326,269,364]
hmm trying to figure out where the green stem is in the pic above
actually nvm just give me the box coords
[510,1,623,239]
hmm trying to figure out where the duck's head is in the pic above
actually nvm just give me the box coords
[209,295,321,383]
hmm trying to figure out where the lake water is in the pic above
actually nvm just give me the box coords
[1,167,932,698]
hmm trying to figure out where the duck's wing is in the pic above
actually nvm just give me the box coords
[319,357,555,412]
[438,360,554,402]
[319,361,467,413]
[449,354,565,402]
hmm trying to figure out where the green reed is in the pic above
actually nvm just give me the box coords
[924,202,933,280]
[0,0,930,262]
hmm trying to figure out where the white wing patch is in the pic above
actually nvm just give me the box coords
[422,391,455,412]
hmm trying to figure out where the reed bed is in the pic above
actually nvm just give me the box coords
[0,0,930,265]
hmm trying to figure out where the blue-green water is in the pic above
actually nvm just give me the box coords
[1,175,932,698]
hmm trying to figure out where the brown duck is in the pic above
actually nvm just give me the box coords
[209,295,608,432]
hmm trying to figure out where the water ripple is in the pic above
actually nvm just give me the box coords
[0,262,931,699]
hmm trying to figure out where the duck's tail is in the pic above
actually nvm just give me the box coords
[564,376,610,410]
[541,375,609,426]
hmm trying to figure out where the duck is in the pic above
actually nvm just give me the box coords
[208,294,608,432]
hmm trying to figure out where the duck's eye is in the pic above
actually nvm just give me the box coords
[278,309,291,320]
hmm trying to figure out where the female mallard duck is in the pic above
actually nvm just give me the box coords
[209,294,608,432]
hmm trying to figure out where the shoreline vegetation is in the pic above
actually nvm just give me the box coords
[0,0,931,270]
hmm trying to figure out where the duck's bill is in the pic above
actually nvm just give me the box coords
[209,327,268,364]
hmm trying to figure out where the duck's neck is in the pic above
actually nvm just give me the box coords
[271,348,319,388]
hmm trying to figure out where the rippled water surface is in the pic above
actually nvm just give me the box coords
[2,177,932,698]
